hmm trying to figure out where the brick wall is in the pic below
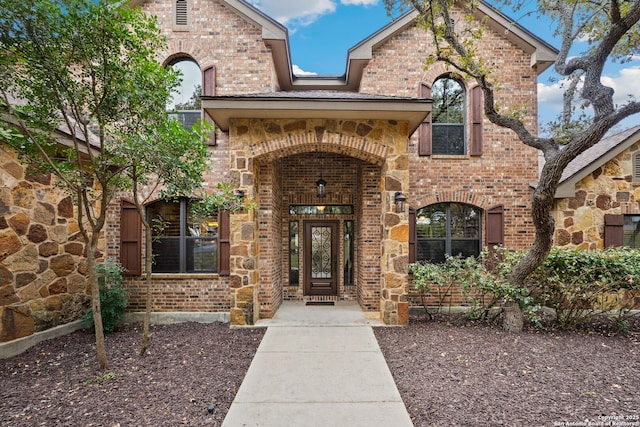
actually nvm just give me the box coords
[280,153,359,303]
[360,12,539,249]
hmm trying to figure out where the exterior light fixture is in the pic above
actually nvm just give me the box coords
[316,177,326,198]
[233,189,245,199]
[394,192,407,213]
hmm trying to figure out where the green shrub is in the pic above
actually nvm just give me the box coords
[528,247,640,329]
[83,259,127,333]
[410,251,539,323]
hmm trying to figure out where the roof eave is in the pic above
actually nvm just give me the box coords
[555,127,640,198]
[201,97,432,134]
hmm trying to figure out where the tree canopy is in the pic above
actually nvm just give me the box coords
[0,0,209,365]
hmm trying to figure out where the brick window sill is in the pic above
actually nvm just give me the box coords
[432,155,471,160]
[149,273,219,280]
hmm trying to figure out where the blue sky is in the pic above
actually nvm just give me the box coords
[174,0,640,132]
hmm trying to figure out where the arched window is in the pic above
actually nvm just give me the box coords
[147,198,218,273]
[432,76,466,155]
[416,203,481,263]
[168,58,201,112]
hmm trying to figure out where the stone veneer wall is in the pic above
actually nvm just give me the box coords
[227,118,410,325]
[554,145,640,249]
[1,146,94,342]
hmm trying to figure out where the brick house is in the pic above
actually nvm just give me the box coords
[1,0,558,342]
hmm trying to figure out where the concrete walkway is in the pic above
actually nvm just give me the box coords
[222,302,414,427]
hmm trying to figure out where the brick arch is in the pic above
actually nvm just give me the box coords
[411,191,492,212]
[249,130,389,165]
[161,39,205,68]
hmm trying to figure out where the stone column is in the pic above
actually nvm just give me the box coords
[380,149,410,325]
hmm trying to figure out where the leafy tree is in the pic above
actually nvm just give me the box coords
[114,112,211,357]
[0,0,202,367]
[384,0,640,331]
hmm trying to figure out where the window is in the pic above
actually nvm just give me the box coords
[624,215,640,248]
[432,76,466,155]
[289,221,299,285]
[147,199,218,273]
[344,221,354,286]
[418,78,483,157]
[416,203,481,263]
[633,153,640,182]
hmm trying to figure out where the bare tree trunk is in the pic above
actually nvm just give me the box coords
[138,207,153,356]
[87,234,108,368]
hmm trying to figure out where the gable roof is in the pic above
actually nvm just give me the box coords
[555,125,640,198]
[131,0,557,92]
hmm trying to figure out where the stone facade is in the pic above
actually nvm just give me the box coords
[0,146,92,342]
[554,141,640,249]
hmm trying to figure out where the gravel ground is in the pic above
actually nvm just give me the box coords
[1,315,639,427]
[374,313,640,427]
[0,322,264,427]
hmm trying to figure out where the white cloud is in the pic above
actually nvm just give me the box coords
[247,0,336,27]
[292,65,318,76]
[601,66,640,106]
[341,0,378,5]
[538,66,640,121]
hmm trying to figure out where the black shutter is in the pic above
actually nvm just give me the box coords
[120,200,141,276]
[175,0,188,26]
[418,83,432,156]
[470,85,483,156]
[604,214,624,248]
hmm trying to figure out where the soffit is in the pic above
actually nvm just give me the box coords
[202,91,432,134]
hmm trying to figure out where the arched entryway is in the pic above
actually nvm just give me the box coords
[225,124,412,326]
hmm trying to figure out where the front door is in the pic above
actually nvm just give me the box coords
[304,221,338,296]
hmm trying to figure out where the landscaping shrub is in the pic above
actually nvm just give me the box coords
[83,259,128,333]
[410,247,640,330]
[528,247,640,329]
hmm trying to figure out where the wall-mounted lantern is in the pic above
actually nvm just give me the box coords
[316,177,327,198]
[394,192,407,213]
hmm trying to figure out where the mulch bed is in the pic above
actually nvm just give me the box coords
[374,313,640,427]
[1,315,639,427]
[0,322,264,427]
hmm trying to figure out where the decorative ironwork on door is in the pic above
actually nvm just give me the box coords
[304,221,338,296]
[311,225,332,279]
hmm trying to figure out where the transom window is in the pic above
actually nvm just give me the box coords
[147,198,218,273]
[432,76,466,155]
[416,203,481,263]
